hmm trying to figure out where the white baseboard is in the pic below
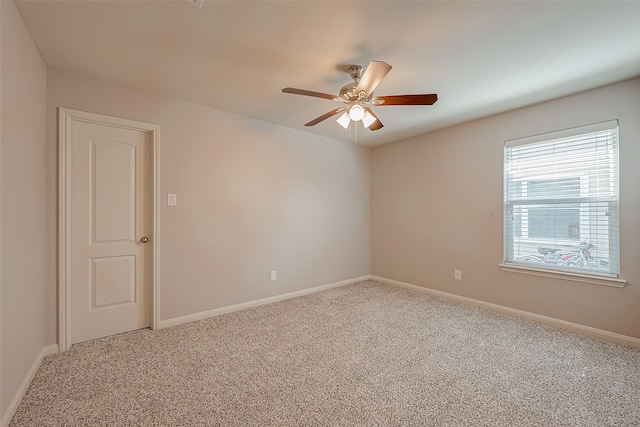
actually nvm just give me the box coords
[159,275,371,329]
[371,275,640,349]
[1,344,58,427]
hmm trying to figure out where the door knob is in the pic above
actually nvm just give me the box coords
[140,237,149,243]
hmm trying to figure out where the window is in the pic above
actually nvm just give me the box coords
[504,121,619,277]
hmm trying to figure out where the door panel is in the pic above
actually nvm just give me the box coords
[91,256,136,308]
[93,142,136,242]
[70,120,152,344]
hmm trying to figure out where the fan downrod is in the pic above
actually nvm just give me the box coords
[348,65,363,83]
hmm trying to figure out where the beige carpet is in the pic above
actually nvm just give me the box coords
[10,280,640,426]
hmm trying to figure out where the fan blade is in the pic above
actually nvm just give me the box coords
[282,87,337,101]
[304,108,346,126]
[355,61,392,99]
[376,94,438,106]
[364,108,383,131]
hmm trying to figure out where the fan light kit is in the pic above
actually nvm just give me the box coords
[282,61,438,132]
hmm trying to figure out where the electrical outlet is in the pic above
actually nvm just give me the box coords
[271,271,277,281]
[454,270,462,281]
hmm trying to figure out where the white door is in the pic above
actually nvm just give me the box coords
[69,119,153,344]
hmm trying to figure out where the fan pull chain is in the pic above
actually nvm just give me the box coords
[347,120,358,147]
[355,120,358,146]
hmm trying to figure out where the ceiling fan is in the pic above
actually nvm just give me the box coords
[282,61,438,131]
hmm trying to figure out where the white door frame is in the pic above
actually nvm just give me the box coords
[59,108,160,352]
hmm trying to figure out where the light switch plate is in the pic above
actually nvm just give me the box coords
[168,194,177,206]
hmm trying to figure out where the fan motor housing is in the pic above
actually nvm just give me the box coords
[339,82,357,101]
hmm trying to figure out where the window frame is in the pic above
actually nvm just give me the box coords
[501,120,624,287]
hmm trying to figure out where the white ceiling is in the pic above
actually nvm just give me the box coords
[15,0,640,147]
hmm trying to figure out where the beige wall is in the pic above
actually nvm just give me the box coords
[371,77,640,339]
[45,69,371,343]
[0,0,47,418]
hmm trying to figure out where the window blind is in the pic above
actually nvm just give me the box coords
[504,120,619,277]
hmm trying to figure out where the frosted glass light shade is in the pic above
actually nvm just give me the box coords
[348,104,365,121]
[336,112,351,129]
[362,110,376,128]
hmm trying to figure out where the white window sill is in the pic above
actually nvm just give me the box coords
[499,263,626,288]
